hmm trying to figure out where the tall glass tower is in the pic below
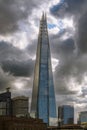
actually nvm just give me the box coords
[31,13,56,125]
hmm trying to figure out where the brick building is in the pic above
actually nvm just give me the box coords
[0,116,47,130]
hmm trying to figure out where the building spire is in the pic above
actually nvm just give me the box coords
[41,12,47,21]
[41,12,44,21]
[44,12,46,21]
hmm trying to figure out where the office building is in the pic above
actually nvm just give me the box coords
[0,88,12,116]
[31,13,56,125]
[12,96,29,117]
[78,111,87,123]
[58,105,74,125]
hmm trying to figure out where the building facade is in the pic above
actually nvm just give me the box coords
[47,125,84,130]
[0,116,47,130]
[58,105,74,125]
[0,88,12,116]
[12,96,29,117]
[31,13,56,125]
[78,111,87,123]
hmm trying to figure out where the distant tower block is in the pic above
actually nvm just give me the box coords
[58,105,74,125]
[31,13,56,125]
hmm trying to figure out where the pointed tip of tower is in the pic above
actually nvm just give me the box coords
[41,12,47,21]
[41,12,44,20]
[42,11,44,16]
[44,12,47,20]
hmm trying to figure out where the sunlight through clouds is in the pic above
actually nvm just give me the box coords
[52,58,59,72]
[0,0,87,124]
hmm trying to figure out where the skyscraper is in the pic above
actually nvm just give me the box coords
[31,13,56,125]
[58,105,74,125]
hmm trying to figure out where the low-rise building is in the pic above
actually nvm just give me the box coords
[12,96,29,117]
[0,116,47,130]
[47,124,84,130]
[78,111,87,124]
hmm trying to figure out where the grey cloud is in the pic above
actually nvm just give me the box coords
[51,38,87,95]
[0,66,14,91]
[0,41,28,61]
[54,77,77,95]
[51,38,75,63]
[49,0,87,97]
[11,77,33,97]
[0,41,34,77]
[56,95,76,108]
[2,59,34,77]
[54,53,87,95]
[77,12,87,53]
[57,38,75,55]
[26,39,37,57]
[56,94,87,115]
[0,0,43,34]
[50,0,86,18]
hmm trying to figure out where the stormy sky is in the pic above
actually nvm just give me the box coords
[0,0,87,123]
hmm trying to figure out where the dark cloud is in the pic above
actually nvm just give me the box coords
[57,38,75,54]
[50,37,75,59]
[0,66,14,91]
[49,0,87,97]
[26,39,37,57]
[2,60,34,77]
[50,38,77,95]
[50,35,87,95]
[0,41,34,77]
[54,77,77,95]
[0,41,26,61]
[0,0,43,34]
[50,0,86,18]
[77,12,87,53]
[54,53,87,95]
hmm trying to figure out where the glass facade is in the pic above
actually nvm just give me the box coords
[31,13,56,125]
[58,105,74,125]
[63,105,74,124]
[78,111,87,123]
[0,91,12,116]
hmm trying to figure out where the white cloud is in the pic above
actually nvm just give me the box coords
[52,58,59,72]
[63,17,75,29]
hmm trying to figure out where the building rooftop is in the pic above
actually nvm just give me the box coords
[12,96,28,100]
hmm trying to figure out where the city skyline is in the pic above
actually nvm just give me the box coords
[0,0,87,123]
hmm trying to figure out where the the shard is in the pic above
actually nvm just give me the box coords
[31,13,56,125]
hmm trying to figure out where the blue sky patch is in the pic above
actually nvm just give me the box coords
[50,0,65,13]
[48,20,65,34]
[47,23,57,29]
